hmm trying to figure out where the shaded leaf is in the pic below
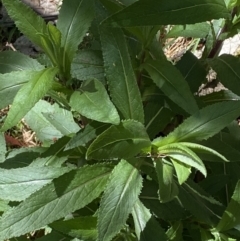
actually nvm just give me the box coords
[71,50,104,81]
[2,0,48,48]
[166,222,183,241]
[100,26,144,123]
[0,164,112,240]
[70,79,120,125]
[176,51,207,93]
[98,160,142,241]
[178,180,224,225]
[1,68,58,131]
[0,166,72,201]
[65,122,110,151]
[50,216,97,240]
[86,120,151,160]
[155,159,179,203]
[103,0,229,27]
[57,0,95,76]
[143,59,198,115]
[24,100,63,145]
[208,54,240,96]
[153,101,240,146]
[167,23,210,38]
[217,180,240,231]
[0,51,44,74]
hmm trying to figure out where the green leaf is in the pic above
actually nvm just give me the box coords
[57,0,95,77]
[217,180,240,231]
[86,120,151,160]
[71,50,105,81]
[0,51,44,74]
[0,71,33,109]
[180,142,228,162]
[153,101,240,146]
[178,180,224,225]
[65,122,110,151]
[155,159,179,203]
[0,166,72,201]
[103,0,229,27]
[176,51,207,93]
[69,79,120,125]
[98,160,142,241]
[208,55,240,96]
[1,67,58,131]
[24,100,63,145]
[132,196,168,241]
[42,105,80,136]
[158,143,207,177]
[50,216,97,240]
[143,59,198,115]
[132,199,151,240]
[171,159,191,185]
[200,90,240,104]
[167,23,210,38]
[100,26,144,123]
[0,164,112,240]
[0,134,6,163]
[145,103,173,139]
[32,230,72,241]
[141,180,188,221]
[166,222,183,241]
[2,0,48,49]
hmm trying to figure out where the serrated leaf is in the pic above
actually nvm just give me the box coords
[167,23,210,38]
[0,164,112,240]
[24,100,63,144]
[65,122,110,151]
[98,160,142,241]
[70,79,120,125]
[100,26,144,123]
[176,51,207,93]
[141,180,189,221]
[200,90,240,104]
[132,199,151,240]
[158,143,207,176]
[2,0,48,49]
[103,0,229,27]
[42,105,80,136]
[50,216,97,240]
[180,142,228,162]
[145,103,173,139]
[32,230,72,241]
[1,68,58,131]
[57,0,95,77]
[0,166,72,201]
[153,101,240,146]
[86,120,151,160]
[155,159,178,203]
[0,51,44,74]
[0,71,34,109]
[71,50,104,81]
[178,180,224,225]
[143,59,198,115]
[208,55,240,96]
[166,222,183,241]
[0,134,6,163]
[217,180,240,231]
[171,159,191,185]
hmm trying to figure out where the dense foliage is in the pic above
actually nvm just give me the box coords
[1,0,240,240]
